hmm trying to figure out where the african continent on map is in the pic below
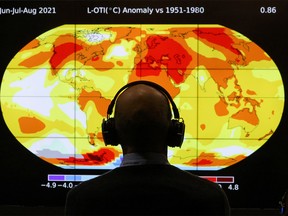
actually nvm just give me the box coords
[0,24,284,170]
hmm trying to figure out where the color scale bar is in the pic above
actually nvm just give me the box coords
[48,174,234,184]
[201,176,234,184]
[48,174,98,182]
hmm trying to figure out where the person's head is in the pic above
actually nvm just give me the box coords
[114,83,172,155]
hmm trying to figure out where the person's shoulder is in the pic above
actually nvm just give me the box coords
[166,165,226,191]
[66,169,118,200]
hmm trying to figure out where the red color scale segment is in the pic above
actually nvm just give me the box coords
[201,176,234,183]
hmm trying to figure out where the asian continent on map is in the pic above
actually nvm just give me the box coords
[0,24,284,170]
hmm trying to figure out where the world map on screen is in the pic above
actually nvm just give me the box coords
[0,24,284,170]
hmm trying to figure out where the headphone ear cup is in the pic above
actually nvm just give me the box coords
[168,119,185,148]
[102,118,118,146]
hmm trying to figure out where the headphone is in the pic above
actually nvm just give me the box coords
[101,80,185,148]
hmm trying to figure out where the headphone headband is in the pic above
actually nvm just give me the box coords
[106,80,180,119]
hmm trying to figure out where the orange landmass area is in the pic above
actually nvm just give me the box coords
[200,124,206,131]
[258,129,274,141]
[228,92,237,101]
[20,39,40,51]
[243,97,261,107]
[18,116,46,133]
[78,89,111,117]
[96,132,104,142]
[19,51,52,68]
[40,158,63,165]
[88,132,104,145]
[117,61,123,66]
[231,108,259,126]
[185,152,247,167]
[54,148,120,166]
[198,56,236,93]
[88,133,96,145]
[243,42,271,62]
[246,89,257,95]
[227,92,241,109]
[209,69,235,89]
[214,97,229,116]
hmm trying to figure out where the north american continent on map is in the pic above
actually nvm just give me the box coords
[0,24,284,170]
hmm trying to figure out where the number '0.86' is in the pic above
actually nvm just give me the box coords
[260,7,277,14]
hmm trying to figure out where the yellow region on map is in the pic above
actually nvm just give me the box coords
[0,24,284,170]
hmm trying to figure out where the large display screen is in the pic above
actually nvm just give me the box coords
[0,0,287,209]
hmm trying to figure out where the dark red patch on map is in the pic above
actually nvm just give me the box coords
[196,159,213,165]
[50,43,83,70]
[195,28,241,55]
[135,35,192,84]
[92,56,99,61]
[57,149,116,165]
